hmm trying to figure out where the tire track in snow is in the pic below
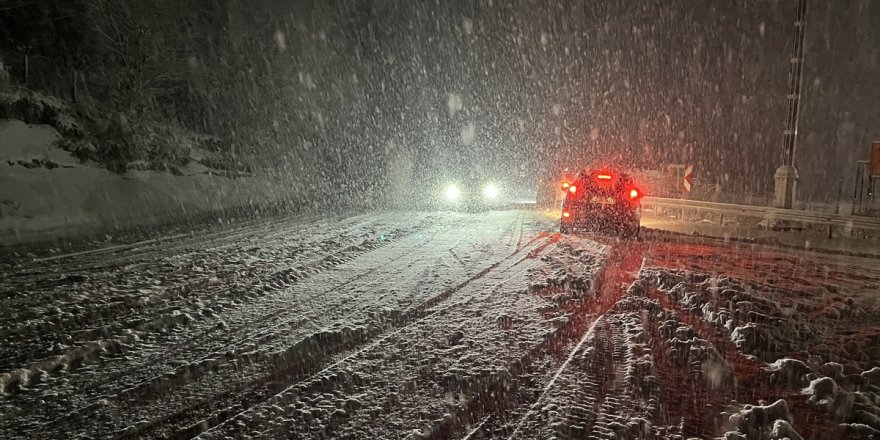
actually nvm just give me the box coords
[576,312,656,440]
[0,212,403,320]
[2,217,433,392]
[0,212,413,362]
[21,218,444,434]
[187,230,554,440]
[551,317,612,439]
[1,214,443,439]
[113,222,454,400]
[436,236,645,440]
[102,213,531,439]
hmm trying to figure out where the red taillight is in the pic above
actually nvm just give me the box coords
[561,182,570,190]
[569,185,577,194]
[627,187,643,201]
[562,210,571,218]
[597,174,612,180]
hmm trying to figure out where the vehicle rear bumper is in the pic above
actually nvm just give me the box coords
[561,206,640,231]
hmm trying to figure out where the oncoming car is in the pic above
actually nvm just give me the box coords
[440,181,504,211]
[559,169,643,237]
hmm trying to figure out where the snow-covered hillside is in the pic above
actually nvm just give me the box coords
[0,119,290,246]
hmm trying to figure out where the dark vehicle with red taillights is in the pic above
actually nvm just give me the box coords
[560,169,643,238]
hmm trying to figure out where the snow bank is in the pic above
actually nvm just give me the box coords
[646,262,880,436]
[649,267,850,364]
[803,375,880,431]
[526,238,606,297]
[0,120,291,245]
[768,358,812,388]
[0,119,77,167]
[720,399,804,440]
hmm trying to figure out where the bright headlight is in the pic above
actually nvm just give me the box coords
[445,184,461,201]
[483,183,499,199]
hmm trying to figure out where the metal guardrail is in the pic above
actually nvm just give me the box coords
[641,197,880,231]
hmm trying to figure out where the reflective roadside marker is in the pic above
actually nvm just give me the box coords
[683,165,693,192]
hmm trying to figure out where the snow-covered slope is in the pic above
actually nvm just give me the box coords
[0,119,289,245]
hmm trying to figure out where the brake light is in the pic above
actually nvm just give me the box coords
[569,185,577,194]
[597,174,612,180]
[627,187,644,202]
[562,210,571,218]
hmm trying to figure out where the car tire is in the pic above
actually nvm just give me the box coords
[632,225,642,241]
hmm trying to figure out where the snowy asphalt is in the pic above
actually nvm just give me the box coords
[1,210,878,439]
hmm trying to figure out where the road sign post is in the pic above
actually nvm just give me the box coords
[871,141,880,177]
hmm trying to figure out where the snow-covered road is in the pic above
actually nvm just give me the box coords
[1,210,878,439]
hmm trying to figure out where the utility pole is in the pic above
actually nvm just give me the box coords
[774,0,808,208]
[17,44,32,85]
